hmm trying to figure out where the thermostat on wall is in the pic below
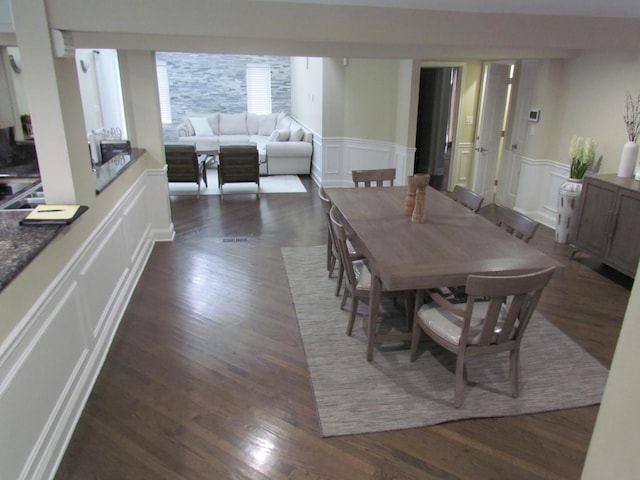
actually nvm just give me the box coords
[528,109,541,122]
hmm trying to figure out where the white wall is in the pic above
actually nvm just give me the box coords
[291,56,323,134]
[343,58,400,142]
[582,260,640,478]
[526,52,640,174]
[75,49,103,133]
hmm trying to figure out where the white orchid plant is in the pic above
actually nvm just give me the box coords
[568,136,597,179]
[624,91,640,142]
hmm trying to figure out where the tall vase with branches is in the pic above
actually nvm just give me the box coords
[619,90,640,178]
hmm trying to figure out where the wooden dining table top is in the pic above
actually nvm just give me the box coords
[325,186,561,291]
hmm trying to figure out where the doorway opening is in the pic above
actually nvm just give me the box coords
[414,66,461,191]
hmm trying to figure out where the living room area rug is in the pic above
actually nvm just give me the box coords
[168,168,307,196]
[282,245,610,437]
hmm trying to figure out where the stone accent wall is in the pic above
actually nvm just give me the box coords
[157,53,291,141]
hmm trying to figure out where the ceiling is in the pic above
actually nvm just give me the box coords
[259,0,640,18]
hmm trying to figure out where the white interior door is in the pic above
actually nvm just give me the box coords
[495,60,539,208]
[472,63,511,204]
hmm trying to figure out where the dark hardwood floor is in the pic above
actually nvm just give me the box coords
[55,178,631,479]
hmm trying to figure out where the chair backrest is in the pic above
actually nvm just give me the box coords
[319,187,337,247]
[352,168,396,188]
[218,144,259,167]
[319,187,332,217]
[493,205,540,243]
[165,143,199,182]
[218,144,259,186]
[451,185,484,213]
[329,205,358,290]
[462,266,555,347]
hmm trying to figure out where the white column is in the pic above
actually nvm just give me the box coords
[12,0,95,205]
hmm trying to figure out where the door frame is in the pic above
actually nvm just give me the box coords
[413,61,468,192]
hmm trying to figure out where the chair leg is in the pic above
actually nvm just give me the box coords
[510,347,520,398]
[340,287,349,310]
[326,233,333,272]
[328,254,336,278]
[409,320,422,362]
[335,263,344,296]
[454,353,466,408]
[347,296,359,336]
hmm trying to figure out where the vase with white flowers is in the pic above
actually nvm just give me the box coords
[569,135,597,179]
[555,135,598,244]
[618,90,640,178]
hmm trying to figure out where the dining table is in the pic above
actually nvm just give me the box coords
[324,185,562,361]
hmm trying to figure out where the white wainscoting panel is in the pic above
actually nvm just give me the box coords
[317,137,404,187]
[346,138,393,173]
[515,157,570,229]
[0,283,87,480]
[451,142,473,189]
[0,168,174,480]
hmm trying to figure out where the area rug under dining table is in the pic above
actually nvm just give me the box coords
[282,245,609,437]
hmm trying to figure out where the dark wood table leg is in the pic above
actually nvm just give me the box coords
[366,273,382,361]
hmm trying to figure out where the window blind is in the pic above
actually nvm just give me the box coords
[156,60,172,124]
[246,64,272,115]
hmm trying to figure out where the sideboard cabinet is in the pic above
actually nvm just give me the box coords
[571,173,640,278]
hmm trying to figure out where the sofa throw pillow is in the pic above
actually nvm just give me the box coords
[266,130,279,143]
[190,117,213,136]
[289,127,304,142]
[275,129,290,141]
[219,113,248,135]
[181,117,195,136]
[258,114,277,135]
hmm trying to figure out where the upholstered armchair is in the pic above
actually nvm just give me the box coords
[165,143,207,196]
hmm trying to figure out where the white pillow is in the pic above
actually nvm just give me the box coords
[276,115,291,131]
[219,113,248,134]
[190,117,213,136]
[258,114,277,135]
[275,129,290,141]
[289,127,304,142]
[266,130,279,143]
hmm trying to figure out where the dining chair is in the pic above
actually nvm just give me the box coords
[319,188,363,296]
[329,205,409,335]
[165,143,207,196]
[410,266,556,408]
[451,185,484,213]
[352,168,396,188]
[493,205,540,243]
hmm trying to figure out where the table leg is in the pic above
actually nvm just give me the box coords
[366,273,382,362]
[201,160,208,187]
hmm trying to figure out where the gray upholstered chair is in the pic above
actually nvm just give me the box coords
[410,266,556,407]
[352,168,396,188]
[217,144,260,198]
[165,143,207,196]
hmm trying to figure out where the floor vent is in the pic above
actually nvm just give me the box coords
[222,237,249,243]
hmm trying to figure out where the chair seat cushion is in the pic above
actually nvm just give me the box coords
[353,260,372,290]
[417,302,509,345]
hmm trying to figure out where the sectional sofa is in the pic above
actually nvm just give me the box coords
[176,112,313,175]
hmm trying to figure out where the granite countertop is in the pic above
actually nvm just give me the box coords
[0,211,64,292]
[95,148,145,193]
[0,147,146,293]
